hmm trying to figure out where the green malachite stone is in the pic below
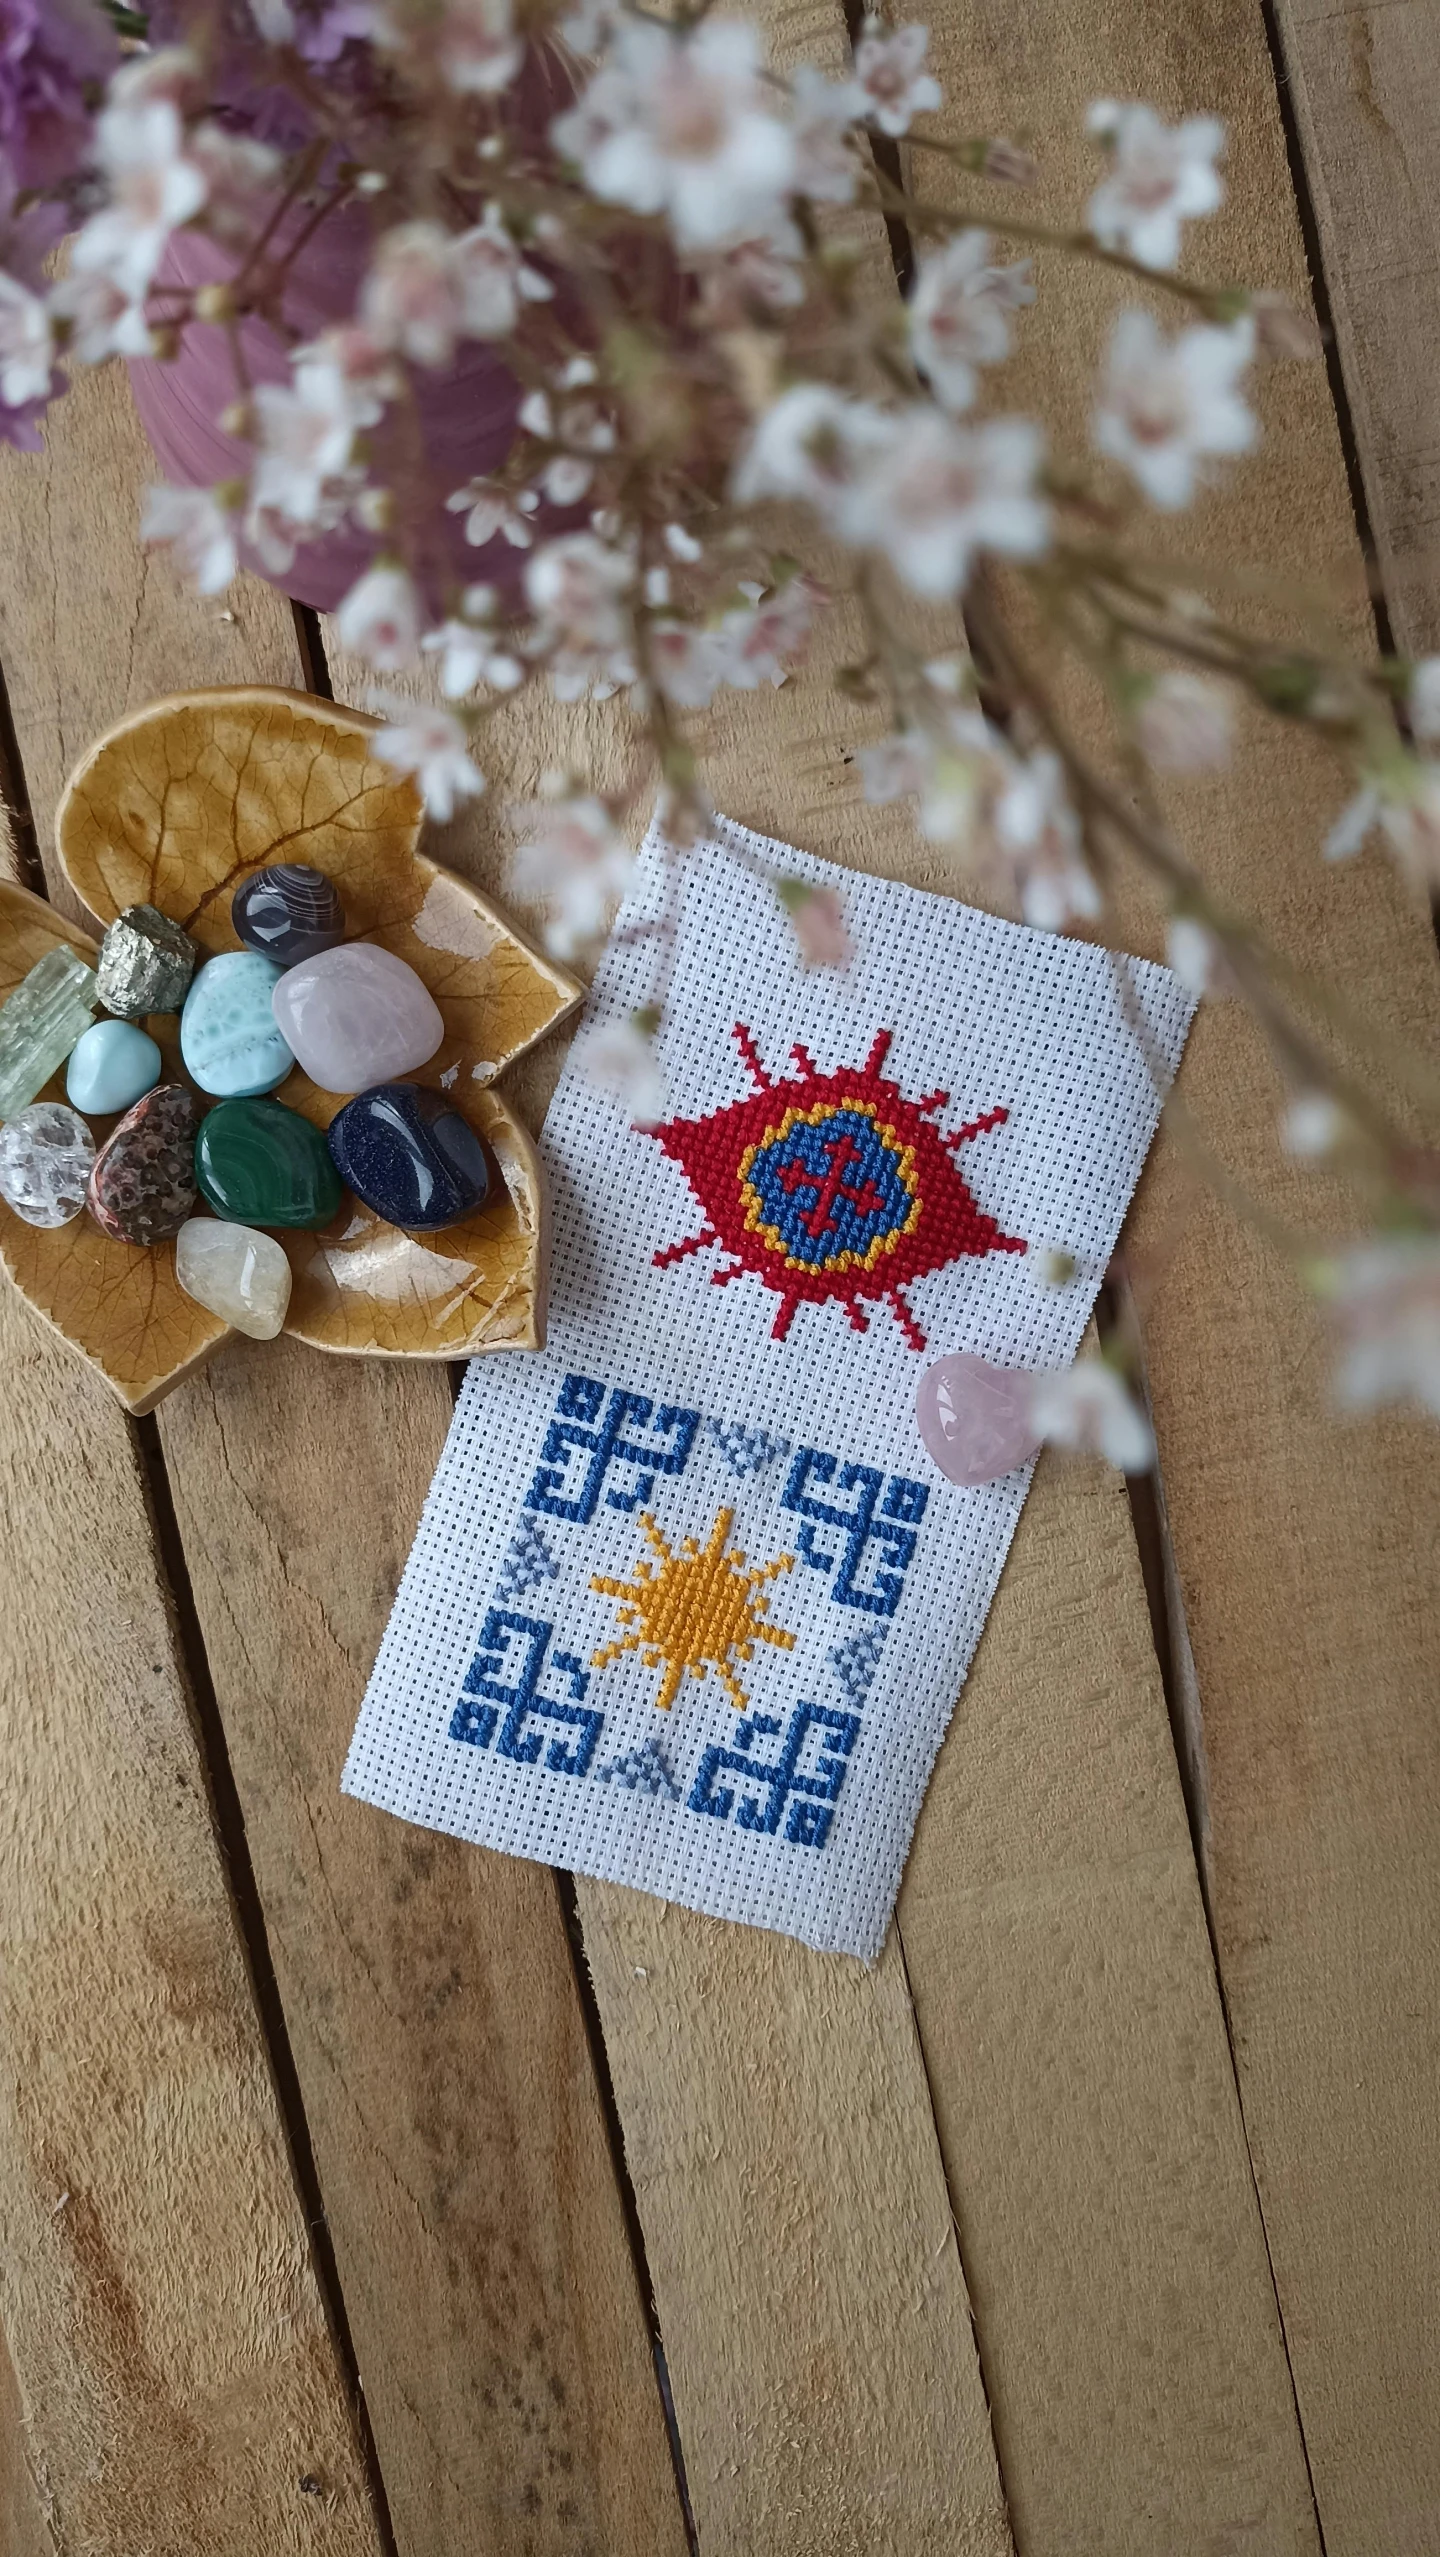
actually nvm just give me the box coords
[195,1096,344,1229]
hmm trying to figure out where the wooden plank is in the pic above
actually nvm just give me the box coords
[0,363,689,2557]
[1270,0,1440,653]
[911,1,1440,2546]
[0,1052,384,2553]
[0,2321,53,2557]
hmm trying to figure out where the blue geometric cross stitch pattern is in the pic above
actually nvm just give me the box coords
[743,1105,916,1272]
[782,1449,929,1616]
[450,1609,603,1776]
[688,1703,862,1847]
[493,1516,560,1601]
[594,1738,683,1800]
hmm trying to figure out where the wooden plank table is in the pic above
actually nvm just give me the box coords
[0,1,1436,2548]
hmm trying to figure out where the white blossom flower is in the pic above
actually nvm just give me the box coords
[297,326,395,430]
[433,0,522,93]
[251,353,360,524]
[694,211,807,327]
[732,383,892,516]
[1319,1236,1440,1419]
[140,484,238,595]
[452,205,553,339]
[1094,309,1257,509]
[850,19,942,137]
[552,18,795,251]
[859,708,1002,847]
[50,269,153,365]
[72,97,208,299]
[839,409,1049,597]
[1166,913,1219,996]
[248,0,296,39]
[420,617,517,697]
[649,621,726,709]
[511,794,636,956]
[558,0,619,56]
[371,693,486,822]
[0,272,53,408]
[1282,1091,1347,1158]
[719,576,823,689]
[360,222,464,367]
[1086,101,1225,273]
[573,1013,667,1123]
[108,45,199,110]
[788,65,861,203]
[335,562,422,671]
[1325,759,1440,890]
[992,747,1101,930]
[1409,657,1440,745]
[1135,670,1235,772]
[1028,1359,1156,1470]
[186,124,281,243]
[906,231,1033,412]
[780,879,850,967]
[446,479,534,548]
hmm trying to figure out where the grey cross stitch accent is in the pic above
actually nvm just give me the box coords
[594,1738,683,1800]
[828,1627,889,1708]
[493,1516,561,1601]
[706,1418,792,1477]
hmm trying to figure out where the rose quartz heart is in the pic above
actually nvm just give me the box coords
[916,1351,1041,1486]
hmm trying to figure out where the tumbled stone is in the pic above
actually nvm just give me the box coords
[87,1082,203,1246]
[915,1350,1041,1486]
[271,943,443,1094]
[0,1101,96,1227]
[0,944,97,1119]
[181,951,294,1098]
[233,863,345,967]
[96,904,197,1018]
[195,1094,344,1229]
[66,1018,162,1116]
[328,1083,494,1231]
[175,1217,293,1340]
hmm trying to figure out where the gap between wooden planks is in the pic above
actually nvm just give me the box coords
[0,364,687,2557]
[915,0,1440,2548]
[0,716,387,2547]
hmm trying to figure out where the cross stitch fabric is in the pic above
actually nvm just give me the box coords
[343,815,1194,1959]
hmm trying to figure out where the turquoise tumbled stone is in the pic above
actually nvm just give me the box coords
[180,952,294,1098]
[66,1019,162,1116]
[195,1095,344,1229]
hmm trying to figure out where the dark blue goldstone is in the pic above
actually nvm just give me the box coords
[327,1084,493,1231]
[232,863,345,966]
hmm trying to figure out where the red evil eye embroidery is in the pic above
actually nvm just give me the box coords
[649,1024,1026,1350]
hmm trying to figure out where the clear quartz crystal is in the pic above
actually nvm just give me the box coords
[0,1101,96,1228]
[0,946,98,1120]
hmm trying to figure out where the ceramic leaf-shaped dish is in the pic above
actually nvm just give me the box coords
[0,686,581,1411]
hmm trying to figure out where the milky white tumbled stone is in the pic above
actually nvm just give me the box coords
[271,943,443,1093]
[175,1216,293,1340]
[0,1101,96,1228]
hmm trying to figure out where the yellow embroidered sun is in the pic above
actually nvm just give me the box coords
[589,1507,797,1713]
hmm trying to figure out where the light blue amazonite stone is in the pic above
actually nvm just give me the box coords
[180,951,294,1098]
[66,1018,162,1116]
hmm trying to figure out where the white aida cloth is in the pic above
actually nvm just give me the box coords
[343,815,1194,1958]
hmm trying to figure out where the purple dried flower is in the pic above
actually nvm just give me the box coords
[0,0,117,198]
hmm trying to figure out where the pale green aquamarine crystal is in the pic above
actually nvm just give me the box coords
[0,945,98,1120]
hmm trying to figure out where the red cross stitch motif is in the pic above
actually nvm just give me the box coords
[649,1024,1026,1350]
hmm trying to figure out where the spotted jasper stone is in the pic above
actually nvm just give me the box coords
[87,1082,204,1246]
[233,863,346,967]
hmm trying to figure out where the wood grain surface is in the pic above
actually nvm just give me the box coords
[0,1063,385,2553]
[912,3,1440,2551]
[0,2324,52,2557]
[1270,0,1440,654]
[0,365,688,2557]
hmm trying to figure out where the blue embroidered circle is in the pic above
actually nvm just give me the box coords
[745,1107,915,1269]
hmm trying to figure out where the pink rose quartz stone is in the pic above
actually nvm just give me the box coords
[271,944,444,1094]
[916,1351,1041,1487]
